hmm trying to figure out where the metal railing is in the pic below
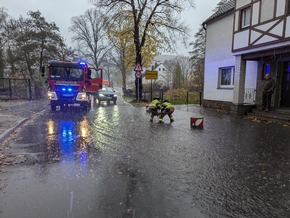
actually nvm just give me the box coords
[244,88,256,104]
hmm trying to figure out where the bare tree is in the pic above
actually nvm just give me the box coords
[107,20,136,91]
[176,56,191,87]
[107,46,133,91]
[70,9,111,68]
[93,0,195,99]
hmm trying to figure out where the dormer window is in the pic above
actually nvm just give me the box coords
[241,6,251,28]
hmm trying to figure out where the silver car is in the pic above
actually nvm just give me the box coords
[96,85,117,105]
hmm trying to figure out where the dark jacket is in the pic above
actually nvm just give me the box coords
[263,77,275,93]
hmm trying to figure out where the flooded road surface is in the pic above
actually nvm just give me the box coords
[1,96,290,218]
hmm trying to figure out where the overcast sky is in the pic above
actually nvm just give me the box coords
[0,0,221,56]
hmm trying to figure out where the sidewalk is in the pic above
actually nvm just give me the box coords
[0,99,49,146]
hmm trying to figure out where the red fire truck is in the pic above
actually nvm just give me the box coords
[42,60,103,111]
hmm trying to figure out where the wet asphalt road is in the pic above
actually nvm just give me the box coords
[1,94,290,218]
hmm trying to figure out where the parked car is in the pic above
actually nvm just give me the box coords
[96,85,117,105]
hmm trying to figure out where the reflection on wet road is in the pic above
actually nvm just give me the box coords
[1,97,290,218]
[46,116,90,164]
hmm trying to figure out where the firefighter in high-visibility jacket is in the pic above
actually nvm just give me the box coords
[148,97,161,122]
[160,100,175,123]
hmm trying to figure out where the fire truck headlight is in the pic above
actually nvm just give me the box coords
[48,91,58,100]
[76,92,88,101]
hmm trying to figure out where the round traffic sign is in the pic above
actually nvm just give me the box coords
[135,71,142,78]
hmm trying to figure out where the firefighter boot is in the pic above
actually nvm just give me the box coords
[169,115,174,123]
[158,117,163,123]
[150,115,154,123]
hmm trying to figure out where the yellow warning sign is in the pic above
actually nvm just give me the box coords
[145,71,158,80]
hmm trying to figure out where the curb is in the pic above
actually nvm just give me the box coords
[0,109,47,146]
[0,118,29,145]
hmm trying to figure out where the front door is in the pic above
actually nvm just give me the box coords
[280,61,290,107]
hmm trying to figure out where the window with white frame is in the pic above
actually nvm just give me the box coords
[241,6,251,28]
[219,67,235,88]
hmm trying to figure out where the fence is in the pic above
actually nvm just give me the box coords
[244,88,256,104]
[0,78,36,100]
[143,90,203,105]
[127,88,256,106]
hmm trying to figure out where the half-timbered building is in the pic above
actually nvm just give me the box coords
[203,0,290,114]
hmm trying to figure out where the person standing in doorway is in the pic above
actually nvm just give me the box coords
[261,73,275,112]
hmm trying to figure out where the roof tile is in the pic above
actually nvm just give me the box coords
[203,0,235,25]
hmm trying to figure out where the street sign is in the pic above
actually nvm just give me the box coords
[134,62,143,72]
[145,71,158,80]
[135,71,142,78]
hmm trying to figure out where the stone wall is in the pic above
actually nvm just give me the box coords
[203,99,254,115]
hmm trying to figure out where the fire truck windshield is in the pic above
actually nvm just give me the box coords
[50,67,84,81]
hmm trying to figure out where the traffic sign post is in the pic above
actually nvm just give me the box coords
[134,62,143,103]
[135,71,142,79]
[145,71,158,101]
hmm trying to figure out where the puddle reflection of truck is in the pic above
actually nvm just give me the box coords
[41,60,103,111]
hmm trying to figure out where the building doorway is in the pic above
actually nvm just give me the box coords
[280,61,290,107]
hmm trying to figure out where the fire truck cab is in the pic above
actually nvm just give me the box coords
[42,60,103,111]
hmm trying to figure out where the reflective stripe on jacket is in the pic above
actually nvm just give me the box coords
[162,102,174,109]
[149,99,160,108]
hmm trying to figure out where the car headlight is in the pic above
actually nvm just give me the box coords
[99,94,105,97]
[76,92,88,101]
[48,91,58,100]
[114,94,117,97]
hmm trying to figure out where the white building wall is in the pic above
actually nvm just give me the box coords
[236,0,251,9]
[233,0,290,54]
[234,30,250,50]
[286,16,290,37]
[252,2,260,25]
[276,0,286,16]
[204,15,235,102]
[204,13,258,103]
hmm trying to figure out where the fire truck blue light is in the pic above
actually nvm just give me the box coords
[61,87,73,92]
